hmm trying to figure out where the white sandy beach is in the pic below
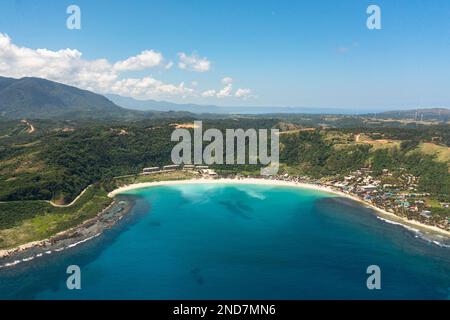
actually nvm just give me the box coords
[2,177,448,260]
[109,178,450,238]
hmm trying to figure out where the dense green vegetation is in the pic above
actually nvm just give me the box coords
[280,130,450,202]
[1,75,448,250]
[0,121,176,202]
[1,117,449,250]
[281,131,375,176]
[0,184,112,249]
[1,119,449,203]
[0,118,280,202]
[0,184,110,229]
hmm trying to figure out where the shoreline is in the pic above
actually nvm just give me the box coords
[1,177,448,269]
[109,177,450,239]
[0,197,134,268]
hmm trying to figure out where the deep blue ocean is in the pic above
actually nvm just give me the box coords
[0,183,449,299]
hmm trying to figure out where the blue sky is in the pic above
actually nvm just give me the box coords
[0,0,449,109]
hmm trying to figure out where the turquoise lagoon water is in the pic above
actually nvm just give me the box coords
[0,183,449,299]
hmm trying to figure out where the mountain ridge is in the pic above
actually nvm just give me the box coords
[0,76,134,120]
[105,93,359,115]
[0,76,448,120]
[106,93,450,117]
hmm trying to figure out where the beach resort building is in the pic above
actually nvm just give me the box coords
[163,165,180,171]
[143,167,160,174]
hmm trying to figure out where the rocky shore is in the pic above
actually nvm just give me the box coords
[0,196,134,269]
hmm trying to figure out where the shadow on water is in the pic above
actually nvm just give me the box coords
[0,195,150,300]
[218,200,252,219]
[215,187,256,219]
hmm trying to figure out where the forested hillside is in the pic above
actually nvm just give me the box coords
[1,118,449,203]
[281,130,450,202]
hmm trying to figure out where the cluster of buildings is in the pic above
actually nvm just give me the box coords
[226,168,449,231]
[324,168,449,229]
[142,164,217,177]
[137,164,449,231]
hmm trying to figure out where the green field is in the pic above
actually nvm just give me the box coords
[0,185,112,250]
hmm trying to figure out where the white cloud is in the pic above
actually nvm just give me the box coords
[178,52,211,72]
[0,33,252,101]
[114,50,163,71]
[0,33,193,100]
[221,77,233,85]
[202,80,254,100]
[235,88,252,98]
[111,77,194,99]
[201,89,216,97]
[217,84,233,98]
[0,33,118,92]
[165,61,174,69]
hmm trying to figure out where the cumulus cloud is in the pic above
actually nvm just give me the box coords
[0,33,252,101]
[0,33,192,99]
[114,50,163,71]
[111,77,194,99]
[178,52,211,72]
[217,84,233,98]
[202,77,254,100]
[0,34,117,92]
[201,89,216,97]
[235,88,252,98]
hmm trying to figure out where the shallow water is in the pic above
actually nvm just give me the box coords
[0,183,449,299]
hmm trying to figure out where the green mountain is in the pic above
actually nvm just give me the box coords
[0,76,135,120]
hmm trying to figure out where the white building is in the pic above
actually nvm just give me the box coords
[163,164,180,171]
[143,167,160,174]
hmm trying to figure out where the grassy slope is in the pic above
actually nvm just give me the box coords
[0,185,112,250]
[323,131,449,166]
[415,142,450,165]
[0,171,196,250]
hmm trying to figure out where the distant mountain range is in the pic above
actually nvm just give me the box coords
[106,94,450,120]
[105,94,222,114]
[0,76,448,121]
[105,94,358,115]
